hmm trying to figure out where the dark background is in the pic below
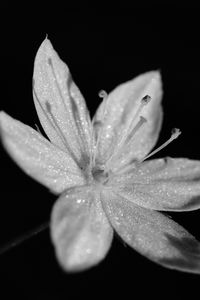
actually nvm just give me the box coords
[0,4,200,299]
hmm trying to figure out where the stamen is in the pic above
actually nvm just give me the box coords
[91,90,108,167]
[104,116,148,173]
[140,128,181,162]
[126,116,147,143]
[112,95,151,154]
[103,95,152,173]
[130,94,151,121]
[97,90,108,120]
[98,90,108,100]
[123,95,151,143]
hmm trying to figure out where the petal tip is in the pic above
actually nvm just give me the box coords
[0,110,7,119]
[0,111,11,132]
[149,70,162,84]
[35,37,55,65]
[39,37,53,51]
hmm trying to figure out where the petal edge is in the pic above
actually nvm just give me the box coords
[101,190,200,274]
[0,111,85,193]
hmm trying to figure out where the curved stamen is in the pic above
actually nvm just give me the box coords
[98,90,108,99]
[118,95,151,150]
[115,128,181,175]
[140,128,181,163]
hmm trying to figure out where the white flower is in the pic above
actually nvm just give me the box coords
[1,38,200,273]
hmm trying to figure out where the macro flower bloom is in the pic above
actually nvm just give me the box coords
[1,39,200,274]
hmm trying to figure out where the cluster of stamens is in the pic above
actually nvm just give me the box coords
[92,92,181,178]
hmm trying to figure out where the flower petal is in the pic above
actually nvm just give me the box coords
[93,71,163,170]
[33,38,93,168]
[102,191,200,274]
[109,158,200,211]
[0,112,85,193]
[50,187,113,272]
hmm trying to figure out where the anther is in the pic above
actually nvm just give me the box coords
[98,90,108,99]
[123,95,151,145]
[127,95,151,133]
[141,94,151,105]
[171,128,181,138]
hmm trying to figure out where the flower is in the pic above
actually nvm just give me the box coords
[1,38,200,274]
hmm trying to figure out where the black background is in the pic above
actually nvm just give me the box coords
[0,4,200,299]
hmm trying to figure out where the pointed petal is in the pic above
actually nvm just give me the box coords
[109,158,200,211]
[33,38,92,168]
[51,187,113,272]
[93,71,163,170]
[0,112,85,193]
[102,191,200,274]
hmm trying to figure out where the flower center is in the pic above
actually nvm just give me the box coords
[92,167,108,184]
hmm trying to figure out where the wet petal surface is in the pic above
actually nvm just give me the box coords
[33,38,93,168]
[109,158,200,211]
[51,187,113,271]
[0,112,85,193]
[102,190,200,274]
